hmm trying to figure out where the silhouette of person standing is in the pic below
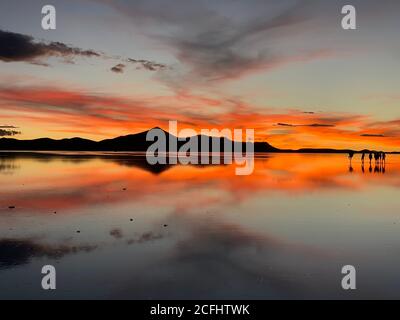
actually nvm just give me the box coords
[348,151,354,173]
[361,152,365,163]
[381,152,386,173]
[369,152,373,163]
[348,151,354,163]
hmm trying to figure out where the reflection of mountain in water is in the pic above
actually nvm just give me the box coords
[0,152,167,175]
[110,157,173,174]
[0,157,19,175]
[0,151,231,175]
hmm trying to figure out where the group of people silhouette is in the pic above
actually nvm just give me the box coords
[348,151,386,173]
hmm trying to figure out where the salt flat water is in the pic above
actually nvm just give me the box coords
[0,152,399,299]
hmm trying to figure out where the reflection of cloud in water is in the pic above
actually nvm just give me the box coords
[113,213,330,299]
[0,228,167,270]
[1,152,400,217]
[0,238,97,269]
[0,211,379,298]
[126,231,164,245]
[0,152,397,298]
[109,228,124,239]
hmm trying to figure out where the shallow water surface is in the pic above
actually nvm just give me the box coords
[0,152,399,299]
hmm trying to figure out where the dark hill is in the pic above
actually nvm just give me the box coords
[2,129,389,153]
[0,128,279,152]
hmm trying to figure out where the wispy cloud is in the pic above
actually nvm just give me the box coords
[110,59,166,73]
[96,0,335,89]
[111,63,126,73]
[1,83,400,150]
[277,123,335,128]
[360,134,385,137]
[127,58,166,71]
[0,125,20,136]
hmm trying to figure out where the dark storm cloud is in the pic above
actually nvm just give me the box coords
[111,63,126,73]
[0,238,97,269]
[277,123,335,127]
[0,29,101,65]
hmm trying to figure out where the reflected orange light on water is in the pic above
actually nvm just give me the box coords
[0,153,398,214]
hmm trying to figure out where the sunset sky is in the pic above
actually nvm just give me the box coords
[1,0,400,150]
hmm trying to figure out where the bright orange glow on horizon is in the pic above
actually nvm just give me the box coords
[0,85,399,151]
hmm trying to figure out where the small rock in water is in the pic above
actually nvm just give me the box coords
[76,230,81,233]
[8,206,15,209]
[122,188,127,191]
[130,219,133,222]
[163,224,168,227]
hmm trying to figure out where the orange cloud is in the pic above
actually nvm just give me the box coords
[0,84,399,151]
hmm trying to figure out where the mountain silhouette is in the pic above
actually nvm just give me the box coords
[0,128,278,152]
[0,128,395,154]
